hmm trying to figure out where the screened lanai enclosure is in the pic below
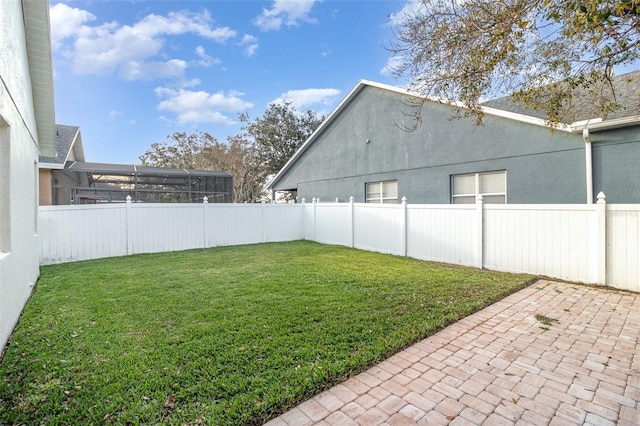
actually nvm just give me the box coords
[52,161,233,204]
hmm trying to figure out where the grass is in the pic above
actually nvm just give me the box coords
[535,313,559,330]
[0,241,534,425]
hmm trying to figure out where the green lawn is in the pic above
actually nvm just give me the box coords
[0,241,534,425]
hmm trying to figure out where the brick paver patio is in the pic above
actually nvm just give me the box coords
[265,280,640,425]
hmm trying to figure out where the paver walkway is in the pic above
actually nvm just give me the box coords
[265,280,640,425]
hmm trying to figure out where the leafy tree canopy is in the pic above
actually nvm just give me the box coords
[139,101,324,202]
[389,0,640,124]
[242,100,325,175]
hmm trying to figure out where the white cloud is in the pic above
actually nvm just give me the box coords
[49,3,96,50]
[253,0,319,31]
[49,6,237,80]
[387,0,423,27]
[155,87,254,125]
[120,59,188,81]
[381,55,404,76]
[194,46,221,67]
[272,88,341,109]
[240,34,259,57]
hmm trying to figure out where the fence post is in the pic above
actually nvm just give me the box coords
[312,198,317,242]
[349,196,354,248]
[125,195,133,255]
[301,198,306,240]
[202,196,208,248]
[261,200,266,243]
[476,195,484,269]
[401,196,407,257]
[596,192,607,285]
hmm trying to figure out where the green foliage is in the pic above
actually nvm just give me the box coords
[242,100,324,176]
[389,0,640,124]
[139,131,217,169]
[139,102,324,202]
[0,241,533,425]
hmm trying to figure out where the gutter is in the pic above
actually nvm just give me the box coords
[583,128,594,204]
[576,115,640,204]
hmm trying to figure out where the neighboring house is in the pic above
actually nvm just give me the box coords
[38,124,86,205]
[1,0,56,352]
[39,128,234,205]
[268,74,640,204]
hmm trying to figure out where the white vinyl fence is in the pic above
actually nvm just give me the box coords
[39,198,304,265]
[39,193,640,292]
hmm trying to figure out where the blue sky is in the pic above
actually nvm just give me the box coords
[50,0,412,164]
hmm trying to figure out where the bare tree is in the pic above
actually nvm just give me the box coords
[388,0,640,124]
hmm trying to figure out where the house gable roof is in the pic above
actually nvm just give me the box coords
[268,76,640,191]
[482,71,640,124]
[39,124,85,169]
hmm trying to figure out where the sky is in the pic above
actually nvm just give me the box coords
[49,0,413,164]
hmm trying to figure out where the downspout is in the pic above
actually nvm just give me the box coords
[583,128,593,204]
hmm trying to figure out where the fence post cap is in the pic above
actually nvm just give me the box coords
[596,192,606,204]
[476,195,484,204]
[126,195,132,203]
[301,198,306,204]
[349,196,354,203]
[312,197,316,203]
[401,196,407,204]
[203,196,208,204]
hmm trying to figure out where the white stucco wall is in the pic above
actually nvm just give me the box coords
[0,1,42,353]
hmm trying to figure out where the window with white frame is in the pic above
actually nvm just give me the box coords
[366,180,398,204]
[451,171,506,204]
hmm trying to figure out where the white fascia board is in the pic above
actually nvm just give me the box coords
[73,130,86,162]
[268,80,372,189]
[363,80,577,132]
[38,162,65,170]
[269,79,634,189]
[570,115,640,132]
[65,127,84,163]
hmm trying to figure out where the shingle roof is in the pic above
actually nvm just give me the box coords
[39,124,79,165]
[482,71,640,122]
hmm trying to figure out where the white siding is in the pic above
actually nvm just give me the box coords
[0,0,46,352]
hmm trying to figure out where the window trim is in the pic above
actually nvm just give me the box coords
[365,180,398,204]
[451,170,506,204]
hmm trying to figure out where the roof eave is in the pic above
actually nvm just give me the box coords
[570,115,640,132]
[268,79,639,190]
[268,80,374,189]
[38,161,65,170]
[22,0,56,157]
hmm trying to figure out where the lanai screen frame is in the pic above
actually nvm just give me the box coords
[60,161,233,204]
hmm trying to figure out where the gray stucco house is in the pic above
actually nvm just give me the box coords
[268,74,640,204]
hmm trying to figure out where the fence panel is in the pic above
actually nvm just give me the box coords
[38,201,640,291]
[129,203,204,254]
[406,205,477,266]
[39,205,128,264]
[484,205,596,282]
[263,204,305,242]
[314,203,351,247]
[204,204,264,247]
[607,206,640,291]
[353,203,402,255]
